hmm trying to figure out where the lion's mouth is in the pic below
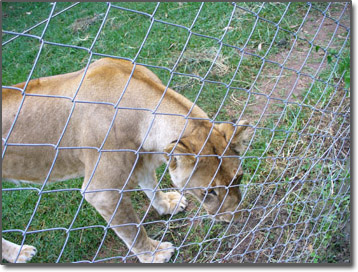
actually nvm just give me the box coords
[223,208,244,222]
[210,212,240,223]
[218,216,232,222]
[217,215,235,223]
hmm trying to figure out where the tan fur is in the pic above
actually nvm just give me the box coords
[2,58,250,263]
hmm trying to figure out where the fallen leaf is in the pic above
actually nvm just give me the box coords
[308,244,313,253]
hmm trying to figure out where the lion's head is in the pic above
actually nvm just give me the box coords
[164,120,250,222]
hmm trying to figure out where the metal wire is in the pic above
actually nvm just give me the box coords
[2,2,350,264]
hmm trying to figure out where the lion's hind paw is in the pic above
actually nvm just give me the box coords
[16,245,37,263]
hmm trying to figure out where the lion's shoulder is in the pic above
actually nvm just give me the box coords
[87,58,163,87]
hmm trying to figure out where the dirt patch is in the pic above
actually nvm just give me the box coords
[221,4,350,263]
[227,4,350,125]
[70,13,104,33]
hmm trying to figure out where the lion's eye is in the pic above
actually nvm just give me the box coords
[208,189,217,196]
[235,173,243,184]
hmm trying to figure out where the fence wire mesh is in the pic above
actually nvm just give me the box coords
[2,2,350,264]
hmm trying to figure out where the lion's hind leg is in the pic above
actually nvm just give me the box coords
[2,238,37,263]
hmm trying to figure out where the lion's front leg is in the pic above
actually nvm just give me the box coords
[83,189,174,263]
[81,152,174,263]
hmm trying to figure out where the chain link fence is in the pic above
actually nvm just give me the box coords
[2,2,350,263]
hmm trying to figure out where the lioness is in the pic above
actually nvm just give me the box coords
[2,58,250,263]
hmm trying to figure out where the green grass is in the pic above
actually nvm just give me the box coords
[2,179,114,263]
[2,1,350,263]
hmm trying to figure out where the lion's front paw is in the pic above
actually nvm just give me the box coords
[154,191,187,215]
[137,241,174,263]
[152,242,175,263]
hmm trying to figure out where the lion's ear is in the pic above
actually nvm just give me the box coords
[164,139,196,165]
[216,120,250,154]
